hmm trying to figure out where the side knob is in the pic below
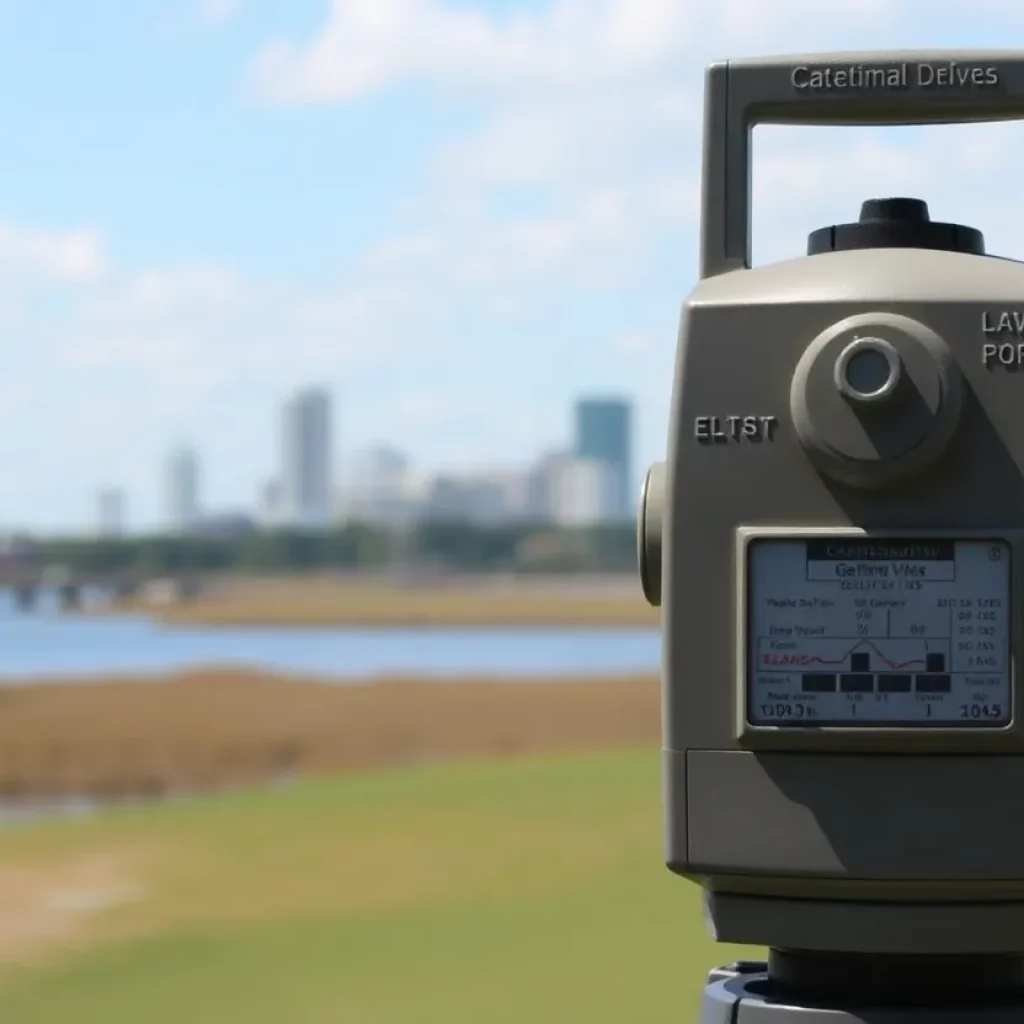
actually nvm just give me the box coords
[638,462,665,607]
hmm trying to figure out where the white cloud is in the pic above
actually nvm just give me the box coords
[0,223,107,287]
[50,264,422,401]
[431,84,697,190]
[249,0,627,103]
[246,0,1024,305]
[250,0,913,104]
[198,0,242,27]
[364,172,697,302]
[79,264,243,321]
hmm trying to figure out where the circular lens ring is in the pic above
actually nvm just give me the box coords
[834,336,902,404]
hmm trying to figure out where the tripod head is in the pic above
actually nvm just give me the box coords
[637,49,1024,1020]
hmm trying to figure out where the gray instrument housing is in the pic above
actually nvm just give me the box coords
[640,50,1024,955]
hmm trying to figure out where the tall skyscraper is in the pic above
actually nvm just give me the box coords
[165,444,200,534]
[282,386,333,527]
[573,396,634,523]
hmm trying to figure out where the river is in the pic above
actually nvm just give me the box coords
[0,591,660,681]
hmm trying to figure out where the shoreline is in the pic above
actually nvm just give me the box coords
[96,577,659,629]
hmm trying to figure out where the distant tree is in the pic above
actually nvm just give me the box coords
[31,520,637,576]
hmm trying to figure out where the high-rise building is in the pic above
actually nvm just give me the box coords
[573,396,634,523]
[96,487,126,538]
[547,455,618,528]
[422,472,511,526]
[282,386,333,527]
[345,445,416,526]
[165,444,200,534]
[524,450,564,523]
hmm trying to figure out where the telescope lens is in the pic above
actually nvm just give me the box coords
[834,337,901,403]
[845,347,892,397]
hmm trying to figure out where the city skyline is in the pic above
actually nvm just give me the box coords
[4,5,1024,531]
[71,387,636,539]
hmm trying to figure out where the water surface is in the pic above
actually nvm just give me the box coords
[0,592,660,681]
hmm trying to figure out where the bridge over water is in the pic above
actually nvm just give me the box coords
[0,554,201,613]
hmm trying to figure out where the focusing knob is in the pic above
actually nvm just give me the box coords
[807,198,985,256]
[790,313,963,489]
[637,463,665,607]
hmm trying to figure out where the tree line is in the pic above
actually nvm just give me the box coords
[32,521,639,577]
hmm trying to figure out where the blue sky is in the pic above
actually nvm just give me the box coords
[5,0,1024,532]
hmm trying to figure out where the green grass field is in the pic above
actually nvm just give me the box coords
[0,748,759,1022]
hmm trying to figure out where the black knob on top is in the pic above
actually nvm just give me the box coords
[807,197,985,256]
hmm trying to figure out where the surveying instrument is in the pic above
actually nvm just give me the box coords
[638,50,1024,1022]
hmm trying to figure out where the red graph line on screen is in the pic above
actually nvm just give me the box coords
[764,638,928,671]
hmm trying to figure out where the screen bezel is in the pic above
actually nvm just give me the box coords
[735,526,1022,754]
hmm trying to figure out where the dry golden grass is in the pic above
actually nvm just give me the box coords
[0,670,660,799]
[110,575,658,628]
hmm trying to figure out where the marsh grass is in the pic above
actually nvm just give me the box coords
[0,671,659,799]
[109,576,658,628]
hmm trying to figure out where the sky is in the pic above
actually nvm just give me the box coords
[6,1,1024,532]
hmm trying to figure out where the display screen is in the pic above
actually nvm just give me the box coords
[746,538,1012,727]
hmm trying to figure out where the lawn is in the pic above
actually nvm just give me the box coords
[0,747,759,1023]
